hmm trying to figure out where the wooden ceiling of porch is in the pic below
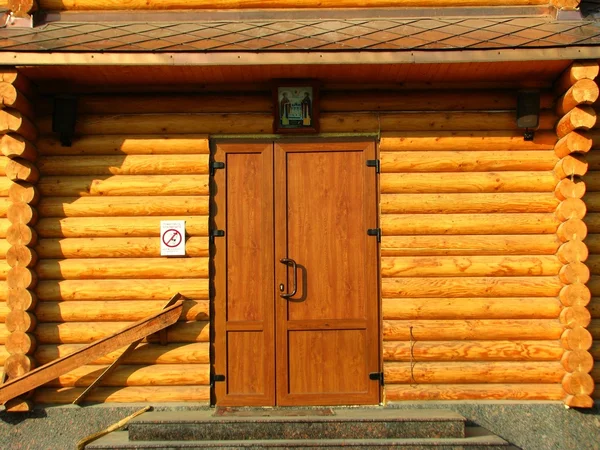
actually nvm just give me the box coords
[19,60,571,93]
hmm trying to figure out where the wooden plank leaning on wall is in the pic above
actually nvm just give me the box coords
[0,67,40,411]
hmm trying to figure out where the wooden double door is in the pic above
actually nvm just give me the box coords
[213,141,379,406]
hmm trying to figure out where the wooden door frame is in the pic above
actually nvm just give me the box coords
[210,138,382,406]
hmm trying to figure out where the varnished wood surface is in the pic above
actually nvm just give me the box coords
[213,143,275,406]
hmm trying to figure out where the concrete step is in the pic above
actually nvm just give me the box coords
[86,427,512,449]
[127,409,466,441]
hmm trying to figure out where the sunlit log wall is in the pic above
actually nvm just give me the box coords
[586,63,600,404]
[27,78,582,404]
[552,61,597,408]
[32,112,211,403]
[0,69,39,411]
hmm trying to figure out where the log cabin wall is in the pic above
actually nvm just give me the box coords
[0,69,39,411]
[31,110,211,403]
[586,66,600,405]
[11,76,592,405]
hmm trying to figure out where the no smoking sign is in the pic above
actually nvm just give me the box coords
[160,220,186,256]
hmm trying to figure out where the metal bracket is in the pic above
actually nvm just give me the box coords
[211,374,226,385]
[367,228,381,243]
[366,159,380,174]
[523,129,534,141]
[369,372,384,386]
[210,161,225,176]
[210,229,225,244]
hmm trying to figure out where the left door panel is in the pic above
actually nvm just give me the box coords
[213,143,275,406]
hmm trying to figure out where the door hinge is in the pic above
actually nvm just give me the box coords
[210,161,225,176]
[210,229,225,244]
[369,372,384,386]
[367,228,381,243]
[211,374,226,385]
[366,159,380,174]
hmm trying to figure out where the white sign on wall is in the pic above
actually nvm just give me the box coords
[160,220,186,256]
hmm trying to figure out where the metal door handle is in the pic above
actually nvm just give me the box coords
[279,258,297,298]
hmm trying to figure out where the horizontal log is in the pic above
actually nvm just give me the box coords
[0,197,8,217]
[381,256,562,278]
[46,363,209,387]
[0,70,34,99]
[36,135,210,156]
[586,176,600,192]
[0,82,34,120]
[385,383,564,401]
[556,106,596,139]
[555,198,586,221]
[36,342,210,365]
[384,361,563,384]
[7,288,37,311]
[37,155,209,176]
[36,258,209,280]
[0,109,37,142]
[589,257,600,277]
[34,237,209,258]
[36,279,209,301]
[35,321,209,344]
[378,111,556,132]
[582,214,600,234]
[1,134,37,161]
[381,193,558,214]
[381,151,558,173]
[6,223,37,246]
[8,182,38,205]
[7,202,37,225]
[557,218,587,241]
[7,266,37,289]
[324,90,554,112]
[5,330,36,354]
[555,178,586,201]
[4,354,35,379]
[37,113,273,135]
[586,276,600,296]
[590,297,600,317]
[37,196,209,218]
[6,245,37,268]
[589,319,600,339]
[553,131,592,158]
[559,262,590,284]
[382,297,561,320]
[5,158,39,183]
[557,240,588,264]
[36,216,208,238]
[381,213,559,235]
[562,372,595,395]
[382,319,564,341]
[556,79,599,116]
[6,310,36,333]
[554,155,588,179]
[561,349,594,373]
[0,302,7,320]
[68,93,271,115]
[378,131,556,152]
[560,305,592,328]
[0,156,8,176]
[383,340,564,362]
[36,111,556,136]
[562,326,593,351]
[381,277,562,298]
[381,234,561,257]
[591,343,600,358]
[38,175,209,197]
[0,177,11,196]
[585,151,600,170]
[36,300,209,322]
[0,259,10,279]
[0,345,7,364]
[0,323,8,344]
[35,386,210,404]
[0,239,9,257]
[555,61,600,96]
[380,171,558,194]
[566,394,595,407]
